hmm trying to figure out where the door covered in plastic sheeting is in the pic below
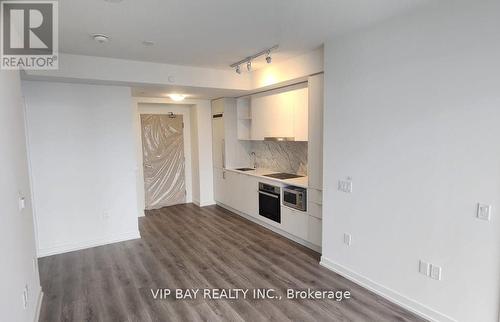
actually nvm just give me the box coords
[141,114,186,210]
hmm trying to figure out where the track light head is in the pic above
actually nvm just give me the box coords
[229,45,278,72]
[265,50,272,64]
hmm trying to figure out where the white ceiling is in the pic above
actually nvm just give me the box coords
[59,0,430,70]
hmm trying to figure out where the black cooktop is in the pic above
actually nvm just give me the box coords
[264,173,304,180]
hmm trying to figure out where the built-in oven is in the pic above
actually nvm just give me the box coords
[283,185,307,211]
[258,182,281,223]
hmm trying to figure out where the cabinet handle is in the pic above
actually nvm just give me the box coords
[222,139,226,168]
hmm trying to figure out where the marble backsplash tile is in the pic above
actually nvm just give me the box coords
[250,141,308,175]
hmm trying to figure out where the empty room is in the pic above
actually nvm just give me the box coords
[0,0,499,321]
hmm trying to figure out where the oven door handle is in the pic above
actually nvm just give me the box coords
[259,191,280,199]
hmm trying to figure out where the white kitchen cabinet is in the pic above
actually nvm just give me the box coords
[237,97,252,140]
[215,170,259,217]
[249,84,308,141]
[306,74,324,247]
[223,170,240,210]
[281,206,308,240]
[307,216,322,246]
[251,91,294,140]
[212,98,250,169]
[293,87,308,141]
[307,200,322,219]
[307,74,324,190]
[238,174,259,217]
[212,98,252,207]
[213,168,227,205]
[212,114,225,169]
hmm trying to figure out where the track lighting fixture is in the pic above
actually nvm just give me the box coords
[230,45,278,74]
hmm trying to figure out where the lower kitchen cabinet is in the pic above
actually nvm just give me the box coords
[214,170,322,250]
[281,206,308,240]
[239,175,259,217]
[307,216,322,246]
[214,170,259,218]
[307,201,322,219]
[213,168,226,205]
[222,170,240,210]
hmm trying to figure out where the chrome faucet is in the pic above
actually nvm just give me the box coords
[250,152,257,169]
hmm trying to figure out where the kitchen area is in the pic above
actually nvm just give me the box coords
[212,74,324,252]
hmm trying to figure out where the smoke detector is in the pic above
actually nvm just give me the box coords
[92,34,110,44]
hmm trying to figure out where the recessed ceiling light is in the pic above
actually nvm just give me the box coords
[168,94,186,101]
[142,41,155,47]
[92,34,110,44]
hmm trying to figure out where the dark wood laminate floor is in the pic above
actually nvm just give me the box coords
[39,204,426,322]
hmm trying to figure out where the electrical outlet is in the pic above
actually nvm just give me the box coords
[476,203,492,221]
[343,233,352,246]
[18,196,26,211]
[25,285,29,302]
[22,289,28,309]
[430,264,442,280]
[419,260,430,276]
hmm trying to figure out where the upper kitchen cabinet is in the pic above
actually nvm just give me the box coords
[212,98,249,170]
[239,83,308,141]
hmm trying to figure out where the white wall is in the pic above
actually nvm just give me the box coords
[190,101,215,206]
[322,1,500,321]
[23,81,140,257]
[0,71,42,321]
[135,103,194,214]
[251,47,323,89]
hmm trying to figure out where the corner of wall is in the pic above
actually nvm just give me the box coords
[319,256,456,322]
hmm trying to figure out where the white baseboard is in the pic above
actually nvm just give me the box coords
[34,287,43,322]
[193,199,216,207]
[37,231,141,258]
[320,256,456,322]
[217,202,321,253]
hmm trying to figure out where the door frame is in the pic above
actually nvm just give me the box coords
[135,103,193,215]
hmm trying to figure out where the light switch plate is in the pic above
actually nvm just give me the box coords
[338,180,353,193]
[477,203,492,221]
[419,260,430,276]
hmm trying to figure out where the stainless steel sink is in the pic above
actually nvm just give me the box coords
[235,168,255,171]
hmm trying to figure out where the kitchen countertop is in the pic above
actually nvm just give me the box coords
[225,168,308,188]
